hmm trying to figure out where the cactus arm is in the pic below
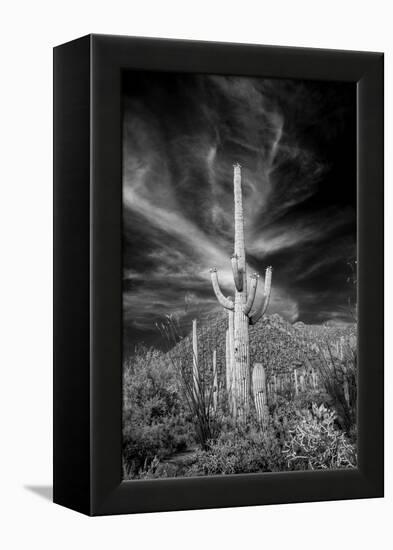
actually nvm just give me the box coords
[243,273,259,315]
[249,266,272,325]
[210,268,234,310]
[231,254,243,292]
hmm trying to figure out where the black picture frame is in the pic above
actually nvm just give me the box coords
[53,34,384,516]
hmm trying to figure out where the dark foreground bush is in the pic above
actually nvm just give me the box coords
[122,346,194,478]
[186,425,287,476]
[315,340,357,436]
[185,402,357,477]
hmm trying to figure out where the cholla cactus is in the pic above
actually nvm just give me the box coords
[210,164,272,420]
[282,403,357,470]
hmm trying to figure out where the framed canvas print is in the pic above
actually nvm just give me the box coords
[53,34,384,516]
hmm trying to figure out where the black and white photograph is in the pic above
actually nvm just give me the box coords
[122,71,358,480]
[0,0,387,541]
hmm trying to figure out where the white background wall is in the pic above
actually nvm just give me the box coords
[0,1,390,548]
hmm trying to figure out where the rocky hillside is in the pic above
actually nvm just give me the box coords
[167,313,356,392]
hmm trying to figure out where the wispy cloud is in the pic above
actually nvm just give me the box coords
[122,73,356,344]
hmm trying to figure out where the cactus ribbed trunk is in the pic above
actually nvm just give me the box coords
[233,164,250,419]
[226,309,235,415]
[252,363,269,429]
[300,371,305,392]
[233,303,249,418]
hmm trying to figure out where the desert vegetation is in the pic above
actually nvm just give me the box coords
[123,313,357,479]
[122,164,357,479]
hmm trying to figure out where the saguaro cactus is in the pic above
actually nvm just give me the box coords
[311,368,317,389]
[294,368,299,395]
[210,164,272,419]
[252,363,269,429]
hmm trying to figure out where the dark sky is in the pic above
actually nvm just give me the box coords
[122,71,356,350]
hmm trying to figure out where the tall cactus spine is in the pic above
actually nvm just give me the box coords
[210,164,272,420]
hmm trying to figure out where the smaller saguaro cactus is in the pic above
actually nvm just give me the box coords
[273,374,277,403]
[252,363,269,429]
[311,368,316,389]
[338,337,344,361]
[299,370,305,393]
[294,368,299,395]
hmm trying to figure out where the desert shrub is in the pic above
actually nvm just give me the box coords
[186,423,287,476]
[136,456,180,480]
[315,341,357,436]
[282,403,357,470]
[123,413,193,478]
[182,401,356,477]
[136,451,199,479]
[270,388,330,417]
[122,345,194,477]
